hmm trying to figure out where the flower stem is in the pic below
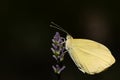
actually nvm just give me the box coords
[57,73,61,80]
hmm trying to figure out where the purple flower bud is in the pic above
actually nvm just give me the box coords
[52,43,58,50]
[57,66,66,74]
[59,51,67,61]
[54,32,60,41]
[52,65,66,74]
[56,65,60,69]
[51,48,55,53]
[52,65,57,73]
[52,55,58,60]
[52,39,55,43]
[59,37,65,43]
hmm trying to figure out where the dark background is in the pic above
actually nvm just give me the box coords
[0,0,120,80]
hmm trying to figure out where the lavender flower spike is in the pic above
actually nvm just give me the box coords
[51,32,67,74]
[51,32,67,61]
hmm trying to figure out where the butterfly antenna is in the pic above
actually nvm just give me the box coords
[50,22,69,35]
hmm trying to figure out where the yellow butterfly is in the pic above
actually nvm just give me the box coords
[50,22,115,75]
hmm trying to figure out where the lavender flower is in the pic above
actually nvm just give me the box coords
[52,65,66,74]
[51,32,66,74]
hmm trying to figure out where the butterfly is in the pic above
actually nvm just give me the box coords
[50,22,115,75]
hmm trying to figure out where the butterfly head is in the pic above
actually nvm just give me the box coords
[66,35,73,40]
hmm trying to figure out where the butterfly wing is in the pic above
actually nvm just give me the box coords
[66,38,115,75]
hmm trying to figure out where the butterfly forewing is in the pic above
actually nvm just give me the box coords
[66,37,115,75]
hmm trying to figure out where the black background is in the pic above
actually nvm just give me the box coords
[1,0,120,80]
